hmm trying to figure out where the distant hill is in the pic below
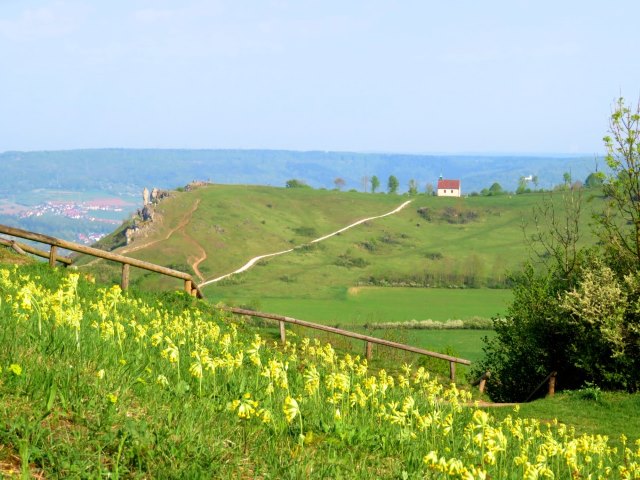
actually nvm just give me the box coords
[0,148,598,195]
[79,184,601,306]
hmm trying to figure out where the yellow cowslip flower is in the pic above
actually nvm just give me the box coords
[9,364,22,376]
[189,360,203,379]
[161,340,180,364]
[151,331,164,347]
[441,413,454,435]
[354,360,368,377]
[304,365,320,395]
[156,374,169,387]
[107,393,118,404]
[340,353,355,371]
[258,408,272,425]
[349,385,367,408]
[283,396,300,424]
[219,333,232,352]
[325,372,350,393]
[96,369,105,379]
[228,393,259,420]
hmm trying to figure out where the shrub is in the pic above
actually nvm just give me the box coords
[335,253,369,268]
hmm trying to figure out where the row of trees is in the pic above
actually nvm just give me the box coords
[289,175,418,195]
[475,97,640,401]
[474,171,605,197]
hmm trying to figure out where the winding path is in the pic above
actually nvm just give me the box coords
[80,199,205,271]
[200,200,412,288]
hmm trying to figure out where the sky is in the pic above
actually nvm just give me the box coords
[1,1,639,154]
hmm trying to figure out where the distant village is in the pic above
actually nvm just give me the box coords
[19,200,125,221]
[16,200,130,244]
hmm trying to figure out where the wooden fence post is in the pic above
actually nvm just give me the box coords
[49,245,58,267]
[548,372,557,397]
[184,279,192,294]
[471,371,491,393]
[279,321,286,344]
[121,264,130,291]
[479,371,490,394]
[449,361,456,382]
[365,341,373,361]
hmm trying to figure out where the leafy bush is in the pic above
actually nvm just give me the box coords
[416,207,432,221]
[292,226,318,237]
[475,99,640,401]
[335,253,369,268]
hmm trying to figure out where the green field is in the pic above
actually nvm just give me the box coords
[76,185,598,363]
[210,286,511,324]
[82,184,599,300]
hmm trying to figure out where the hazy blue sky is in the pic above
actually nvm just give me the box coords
[1,1,638,154]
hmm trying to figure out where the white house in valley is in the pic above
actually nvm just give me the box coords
[437,178,461,197]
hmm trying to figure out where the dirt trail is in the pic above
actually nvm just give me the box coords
[81,199,205,272]
[200,200,412,288]
[179,224,207,281]
[120,199,202,255]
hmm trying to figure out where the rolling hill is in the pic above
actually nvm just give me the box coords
[77,184,601,329]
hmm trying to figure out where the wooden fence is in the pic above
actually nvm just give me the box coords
[1,223,474,382]
[226,307,471,381]
[0,224,203,298]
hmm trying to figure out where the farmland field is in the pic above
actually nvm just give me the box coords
[209,286,512,326]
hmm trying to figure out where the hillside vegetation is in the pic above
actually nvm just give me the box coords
[1,262,639,478]
[79,185,599,325]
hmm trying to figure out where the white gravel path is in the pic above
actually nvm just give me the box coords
[200,200,412,288]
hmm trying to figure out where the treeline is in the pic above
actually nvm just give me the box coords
[358,255,511,289]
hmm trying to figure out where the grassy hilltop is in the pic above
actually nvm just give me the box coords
[79,185,599,343]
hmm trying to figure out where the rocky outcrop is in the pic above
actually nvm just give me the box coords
[122,187,171,245]
[185,180,212,191]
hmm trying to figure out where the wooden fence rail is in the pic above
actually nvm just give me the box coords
[0,224,203,298]
[226,306,471,382]
[1,223,476,384]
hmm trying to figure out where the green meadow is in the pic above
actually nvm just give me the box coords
[78,185,601,363]
[210,286,512,324]
[1,260,638,478]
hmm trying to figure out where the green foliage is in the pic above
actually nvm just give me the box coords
[407,179,418,196]
[367,317,494,330]
[476,99,640,401]
[516,177,531,195]
[487,182,504,195]
[285,179,309,188]
[335,253,369,268]
[387,175,399,194]
[370,175,380,193]
[292,226,318,237]
[600,97,640,269]
[584,171,605,188]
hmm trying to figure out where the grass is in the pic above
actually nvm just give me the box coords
[490,391,640,448]
[406,329,495,364]
[0,246,34,265]
[81,186,602,299]
[214,287,512,326]
[1,262,639,478]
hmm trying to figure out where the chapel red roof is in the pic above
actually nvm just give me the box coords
[437,179,460,190]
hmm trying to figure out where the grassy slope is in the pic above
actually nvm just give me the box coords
[80,186,599,360]
[1,262,638,479]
